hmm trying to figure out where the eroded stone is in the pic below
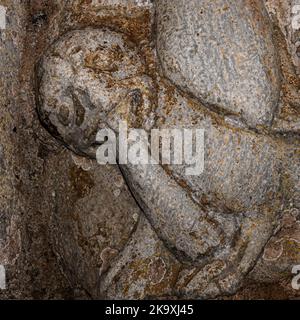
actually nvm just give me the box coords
[156,0,281,128]
[36,27,296,299]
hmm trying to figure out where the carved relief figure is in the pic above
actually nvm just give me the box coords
[35,0,300,299]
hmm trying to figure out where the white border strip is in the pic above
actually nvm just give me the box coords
[0,265,6,290]
[0,5,6,30]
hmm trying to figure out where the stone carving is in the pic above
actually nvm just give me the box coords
[156,0,281,128]
[35,1,300,299]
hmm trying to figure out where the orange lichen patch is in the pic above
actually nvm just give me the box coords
[263,212,300,262]
[121,251,181,299]
[277,104,300,122]
[273,25,300,86]
[148,257,167,285]
[175,267,200,291]
[70,3,153,44]
[66,3,157,91]
[145,263,181,298]
[281,240,300,260]
[158,79,178,117]
[84,48,121,73]
[271,25,300,129]
[175,260,226,295]
[246,0,269,36]
[121,257,150,298]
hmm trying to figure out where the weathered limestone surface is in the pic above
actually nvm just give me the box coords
[265,0,300,75]
[36,1,300,299]
[265,0,300,133]
[0,0,24,276]
[0,0,85,299]
[156,0,281,128]
[0,0,299,300]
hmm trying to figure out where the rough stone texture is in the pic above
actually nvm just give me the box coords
[0,0,24,270]
[156,0,281,128]
[45,152,141,298]
[265,0,300,134]
[265,0,300,76]
[0,1,25,297]
[35,1,300,299]
[0,0,300,300]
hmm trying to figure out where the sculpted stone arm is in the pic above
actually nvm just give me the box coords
[35,0,299,298]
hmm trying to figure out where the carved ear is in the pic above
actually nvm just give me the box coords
[156,0,281,128]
